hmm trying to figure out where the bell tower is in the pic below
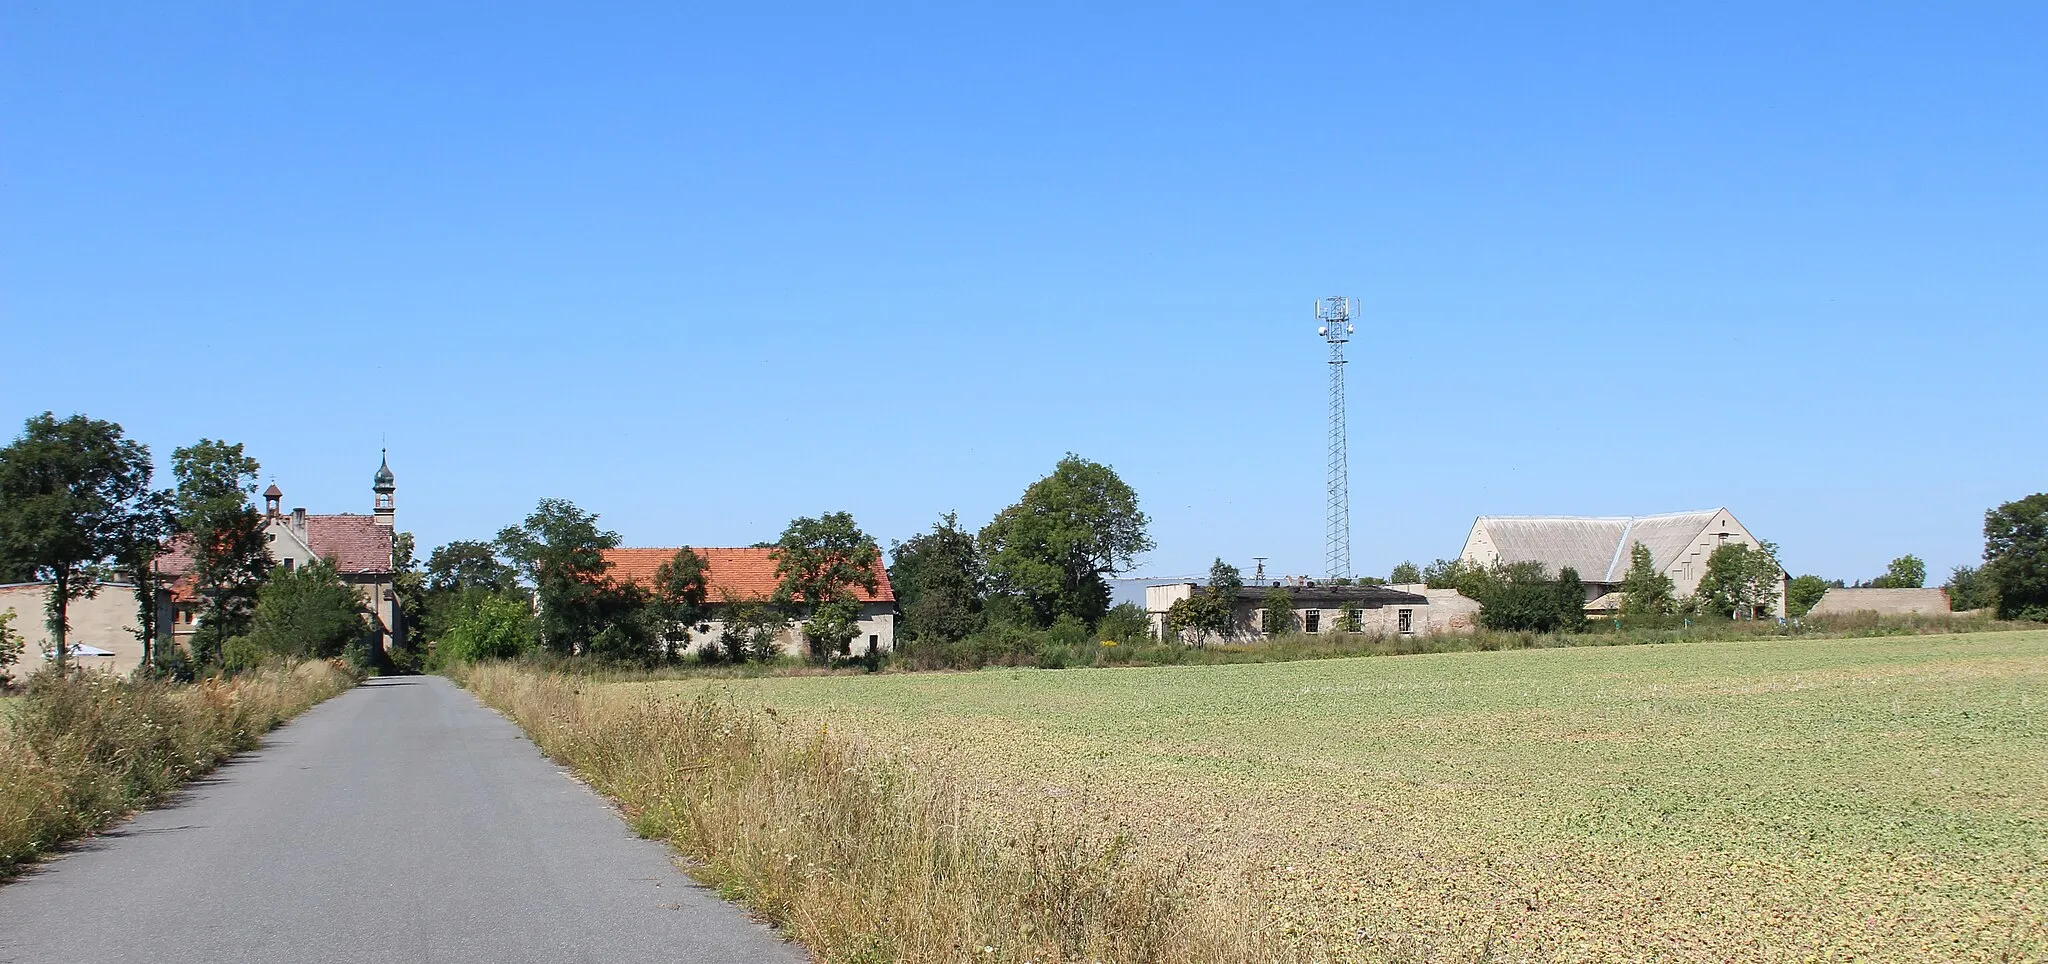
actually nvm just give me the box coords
[372,450,396,528]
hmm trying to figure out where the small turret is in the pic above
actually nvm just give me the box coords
[373,450,395,528]
[263,483,283,519]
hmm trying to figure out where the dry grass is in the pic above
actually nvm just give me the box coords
[456,662,1309,964]
[0,661,357,876]
[680,631,2048,963]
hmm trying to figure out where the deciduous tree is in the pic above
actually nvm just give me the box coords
[1619,542,1676,618]
[1942,565,1998,613]
[980,454,1153,627]
[650,547,709,661]
[1693,541,1784,619]
[890,512,985,645]
[173,439,273,667]
[245,559,369,660]
[1984,494,2048,620]
[496,499,622,655]
[1260,586,1294,636]
[0,414,163,672]
[1390,561,1422,585]
[772,512,879,661]
[1785,574,1834,618]
[1867,555,1927,589]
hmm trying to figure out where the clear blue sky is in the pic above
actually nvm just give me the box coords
[4,3,2043,584]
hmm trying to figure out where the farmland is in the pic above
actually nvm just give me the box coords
[650,631,2048,961]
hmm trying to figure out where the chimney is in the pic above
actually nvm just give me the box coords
[292,508,307,536]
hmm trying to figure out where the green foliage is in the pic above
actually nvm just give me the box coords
[1943,565,1999,613]
[432,591,536,666]
[979,454,1153,627]
[1260,587,1294,636]
[1619,543,1677,618]
[1462,561,1587,633]
[1422,558,1476,590]
[649,548,710,660]
[890,512,985,645]
[244,560,369,660]
[1390,561,1422,584]
[1865,554,1927,589]
[1165,558,1241,642]
[1095,602,1151,646]
[1693,541,1784,619]
[1553,567,1589,634]
[0,611,23,686]
[0,413,163,669]
[772,511,880,661]
[426,539,518,594]
[716,599,790,664]
[1786,574,1835,618]
[1984,493,2048,620]
[496,499,624,655]
[172,439,273,666]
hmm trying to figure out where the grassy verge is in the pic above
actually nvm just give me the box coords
[0,661,357,877]
[455,661,1304,964]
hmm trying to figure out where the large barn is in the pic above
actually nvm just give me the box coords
[1459,508,1787,617]
[600,547,896,656]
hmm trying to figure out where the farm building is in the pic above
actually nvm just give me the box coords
[154,454,406,655]
[0,581,146,676]
[1145,580,1478,643]
[600,547,896,656]
[1460,508,1788,617]
[1806,587,1950,617]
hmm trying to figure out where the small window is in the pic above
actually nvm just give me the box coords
[868,634,879,653]
[1304,610,1320,634]
[1346,609,1361,632]
[1398,609,1414,634]
[282,558,295,572]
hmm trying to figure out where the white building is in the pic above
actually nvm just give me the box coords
[1145,580,1478,643]
[600,547,896,656]
[1459,507,1787,617]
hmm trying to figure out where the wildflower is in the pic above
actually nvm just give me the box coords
[1099,640,1118,648]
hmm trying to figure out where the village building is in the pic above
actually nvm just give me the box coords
[1145,580,1477,643]
[1807,587,1950,618]
[1458,507,1787,617]
[600,547,896,656]
[0,581,147,676]
[156,453,405,654]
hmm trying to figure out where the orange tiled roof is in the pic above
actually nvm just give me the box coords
[300,515,395,574]
[601,547,893,604]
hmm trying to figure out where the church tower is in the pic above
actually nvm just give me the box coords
[373,450,396,528]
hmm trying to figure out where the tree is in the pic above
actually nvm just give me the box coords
[1260,586,1294,636]
[1693,541,1784,619]
[496,499,623,655]
[113,488,176,669]
[0,413,162,672]
[173,440,274,667]
[716,597,790,663]
[980,455,1153,627]
[1942,565,1999,613]
[1618,542,1677,619]
[1785,574,1833,618]
[1166,558,1242,643]
[1390,561,1422,585]
[1868,555,1927,589]
[771,512,879,660]
[426,540,518,595]
[649,548,709,661]
[1422,558,1476,590]
[890,512,986,645]
[1553,567,1589,633]
[1984,494,2048,620]
[245,559,369,660]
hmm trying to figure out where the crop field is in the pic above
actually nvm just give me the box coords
[647,631,2048,961]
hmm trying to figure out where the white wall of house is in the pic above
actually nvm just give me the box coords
[684,602,896,656]
[1146,583,1479,643]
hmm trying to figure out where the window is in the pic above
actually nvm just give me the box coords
[1398,609,1414,634]
[868,634,879,654]
[697,624,711,634]
[1304,609,1320,634]
[1346,609,1361,632]
[282,558,295,572]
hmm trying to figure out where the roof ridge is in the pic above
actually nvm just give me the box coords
[1602,519,1638,582]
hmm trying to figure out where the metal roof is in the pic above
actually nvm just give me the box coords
[1472,509,1725,583]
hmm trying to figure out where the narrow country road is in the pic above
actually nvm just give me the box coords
[0,677,809,963]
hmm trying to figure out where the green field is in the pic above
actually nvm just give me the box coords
[659,631,2048,961]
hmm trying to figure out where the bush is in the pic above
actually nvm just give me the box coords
[431,593,537,668]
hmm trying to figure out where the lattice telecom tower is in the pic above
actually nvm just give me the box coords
[1315,296,1356,581]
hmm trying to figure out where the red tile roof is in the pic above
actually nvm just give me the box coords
[301,515,395,574]
[601,547,893,604]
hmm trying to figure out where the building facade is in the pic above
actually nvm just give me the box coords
[1145,580,1471,644]
[1459,507,1787,617]
[0,582,146,676]
[600,547,896,656]
[1807,588,1950,617]
[156,453,405,653]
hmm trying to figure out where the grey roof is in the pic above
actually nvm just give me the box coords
[1473,509,1724,583]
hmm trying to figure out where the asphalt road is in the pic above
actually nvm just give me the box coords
[0,676,809,963]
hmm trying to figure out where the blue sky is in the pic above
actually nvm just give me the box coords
[3,3,2043,583]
